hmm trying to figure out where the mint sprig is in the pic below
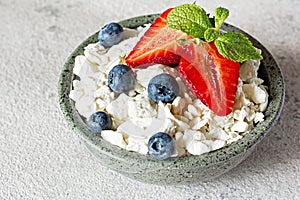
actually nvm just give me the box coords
[166,4,263,62]
[167,4,212,39]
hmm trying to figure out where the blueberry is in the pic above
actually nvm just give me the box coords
[148,73,179,103]
[88,111,112,134]
[148,132,175,160]
[98,23,124,48]
[108,64,135,93]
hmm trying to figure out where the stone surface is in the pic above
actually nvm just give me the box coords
[0,0,299,199]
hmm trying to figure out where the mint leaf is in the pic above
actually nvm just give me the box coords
[215,32,263,62]
[204,28,219,42]
[167,4,263,62]
[167,4,212,39]
[214,7,229,29]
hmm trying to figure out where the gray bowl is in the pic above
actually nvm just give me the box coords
[58,14,284,185]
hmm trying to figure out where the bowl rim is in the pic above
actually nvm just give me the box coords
[58,13,285,168]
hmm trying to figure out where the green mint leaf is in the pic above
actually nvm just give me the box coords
[215,32,263,62]
[214,7,229,29]
[204,28,220,42]
[167,4,212,39]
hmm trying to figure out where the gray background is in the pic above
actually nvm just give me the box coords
[1,0,299,199]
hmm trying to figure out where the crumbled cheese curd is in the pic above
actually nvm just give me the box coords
[69,26,269,157]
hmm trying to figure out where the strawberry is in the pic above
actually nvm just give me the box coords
[125,8,187,68]
[126,8,240,115]
[178,41,240,116]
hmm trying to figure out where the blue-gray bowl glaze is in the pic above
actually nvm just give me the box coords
[58,14,285,185]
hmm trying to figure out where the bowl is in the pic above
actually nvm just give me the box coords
[58,14,284,185]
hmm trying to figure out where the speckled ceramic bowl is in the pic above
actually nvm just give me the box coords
[58,14,284,185]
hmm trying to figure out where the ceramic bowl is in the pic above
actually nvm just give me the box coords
[58,14,284,185]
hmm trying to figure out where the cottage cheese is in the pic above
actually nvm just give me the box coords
[69,26,269,157]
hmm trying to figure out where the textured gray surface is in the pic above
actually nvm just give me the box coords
[0,0,299,199]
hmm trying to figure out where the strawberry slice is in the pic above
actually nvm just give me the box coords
[178,42,240,116]
[125,8,187,68]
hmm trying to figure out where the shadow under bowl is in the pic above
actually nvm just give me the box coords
[58,14,285,185]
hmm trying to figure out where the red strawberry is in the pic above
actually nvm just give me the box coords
[125,8,187,68]
[178,41,240,116]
